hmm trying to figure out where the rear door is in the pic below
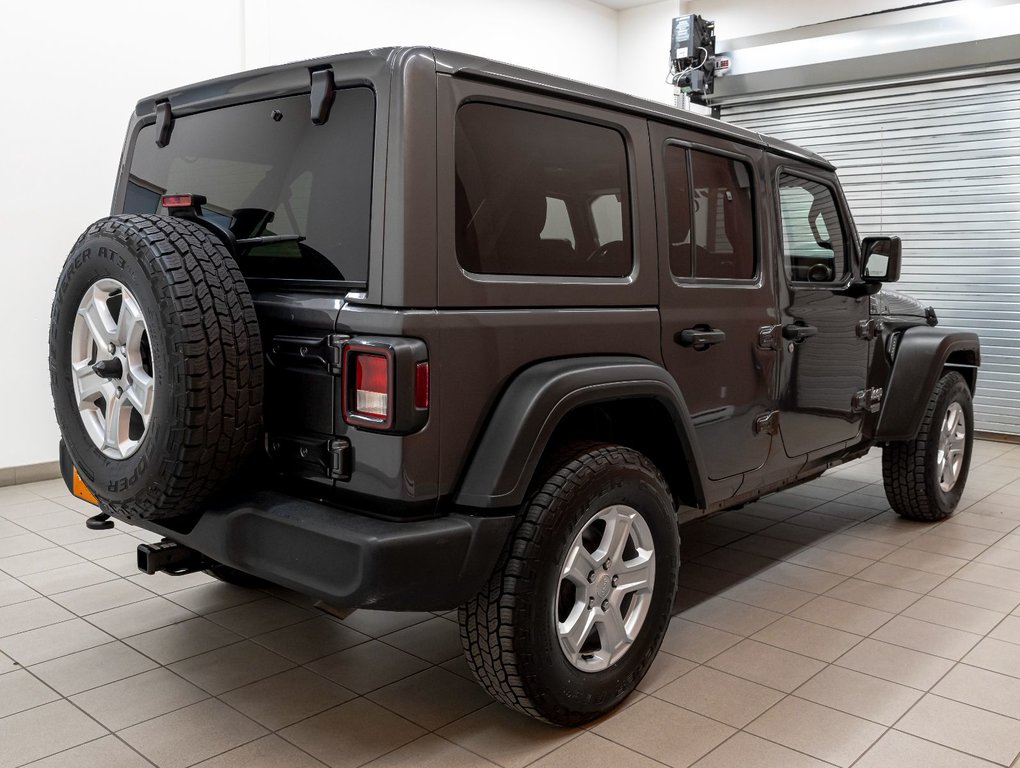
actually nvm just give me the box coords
[772,162,871,457]
[651,123,779,481]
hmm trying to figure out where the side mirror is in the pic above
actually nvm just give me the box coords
[862,236,902,283]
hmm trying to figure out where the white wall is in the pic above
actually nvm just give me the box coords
[0,1,245,469]
[0,0,617,470]
[242,0,619,86]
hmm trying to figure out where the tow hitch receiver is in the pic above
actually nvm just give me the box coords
[137,539,211,576]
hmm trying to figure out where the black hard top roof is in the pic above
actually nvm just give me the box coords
[136,46,832,171]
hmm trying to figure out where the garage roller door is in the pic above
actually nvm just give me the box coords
[720,67,1020,436]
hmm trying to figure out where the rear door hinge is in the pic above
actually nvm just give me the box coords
[269,334,349,374]
[267,435,351,481]
[856,319,883,340]
[327,439,351,480]
[326,334,348,374]
[851,387,884,413]
[754,410,780,435]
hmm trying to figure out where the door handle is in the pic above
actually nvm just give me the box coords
[675,327,726,349]
[782,323,818,343]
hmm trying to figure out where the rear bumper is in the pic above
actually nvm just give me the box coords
[59,438,515,610]
[130,491,515,610]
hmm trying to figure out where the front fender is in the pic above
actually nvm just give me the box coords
[454,356,706,508]
[875,326,980,441]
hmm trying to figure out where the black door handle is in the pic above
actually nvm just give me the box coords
[783,323,818,342]
[675,327,726,349]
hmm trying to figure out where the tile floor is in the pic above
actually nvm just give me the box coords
[2,440,1020,767]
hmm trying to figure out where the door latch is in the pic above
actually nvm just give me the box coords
[856,319,883,340]
[851,388,884,413]
[757,325,780,351]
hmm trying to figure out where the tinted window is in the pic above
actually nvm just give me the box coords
[778,175,847,283]
[124,88,375,284]
[455,103,632,277]
[664,146,755,280]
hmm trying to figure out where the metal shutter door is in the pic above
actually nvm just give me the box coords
[721,69,1020,436]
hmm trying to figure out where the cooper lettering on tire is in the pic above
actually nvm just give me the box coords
[49,215,263,521]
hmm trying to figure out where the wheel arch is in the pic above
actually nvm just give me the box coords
[453,356,706,509]
[875,326,980,442]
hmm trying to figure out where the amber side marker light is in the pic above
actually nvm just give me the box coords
[72,467,99,506]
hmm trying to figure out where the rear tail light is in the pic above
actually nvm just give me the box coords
[341,339,429,432]
[343,344,393,427]
[354,353,390,419]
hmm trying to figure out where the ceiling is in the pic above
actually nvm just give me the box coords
[589,0,670,9]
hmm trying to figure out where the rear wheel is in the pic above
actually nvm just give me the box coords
[883,371,973,521]
[459,443,679,726]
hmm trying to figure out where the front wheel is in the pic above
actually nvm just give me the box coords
[458,443,679,726]
[883,371,974,521]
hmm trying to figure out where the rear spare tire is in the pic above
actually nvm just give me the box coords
[49,214,263,521]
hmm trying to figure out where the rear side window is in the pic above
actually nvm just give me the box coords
[663,145,756,281]
[455,103,632,277]
[778,174,848,284]
[124,88,375,284]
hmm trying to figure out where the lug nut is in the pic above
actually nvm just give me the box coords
[601,600,610,611]
[116,386,124,397]
[603,559,611,570]
[108,342,116,354]
[587,597,595,610]
[611,575,619,587]
[587,570,595,583]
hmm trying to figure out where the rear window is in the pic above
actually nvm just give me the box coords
[455,102,632,278]
[123,88,375,284]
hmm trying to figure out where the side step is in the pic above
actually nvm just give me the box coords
[137,539,211,576]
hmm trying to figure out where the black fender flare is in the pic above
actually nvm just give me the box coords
[874,326,980,441]
[454,356,706,508]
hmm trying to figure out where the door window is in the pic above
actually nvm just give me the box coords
[663,145,756,280]
[778,175,848,283]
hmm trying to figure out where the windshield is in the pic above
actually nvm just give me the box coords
[122,87,375,285]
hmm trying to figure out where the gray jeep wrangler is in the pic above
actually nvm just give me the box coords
[49,47,980,725]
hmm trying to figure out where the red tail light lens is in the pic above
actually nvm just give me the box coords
[353,353,389,419]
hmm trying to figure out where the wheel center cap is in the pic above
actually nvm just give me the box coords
[92,357,124,380]
[595,573,612,600]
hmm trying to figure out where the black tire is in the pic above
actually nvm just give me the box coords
[49,215,263,522]
[883,371,973,521]
[459,443,679,726]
